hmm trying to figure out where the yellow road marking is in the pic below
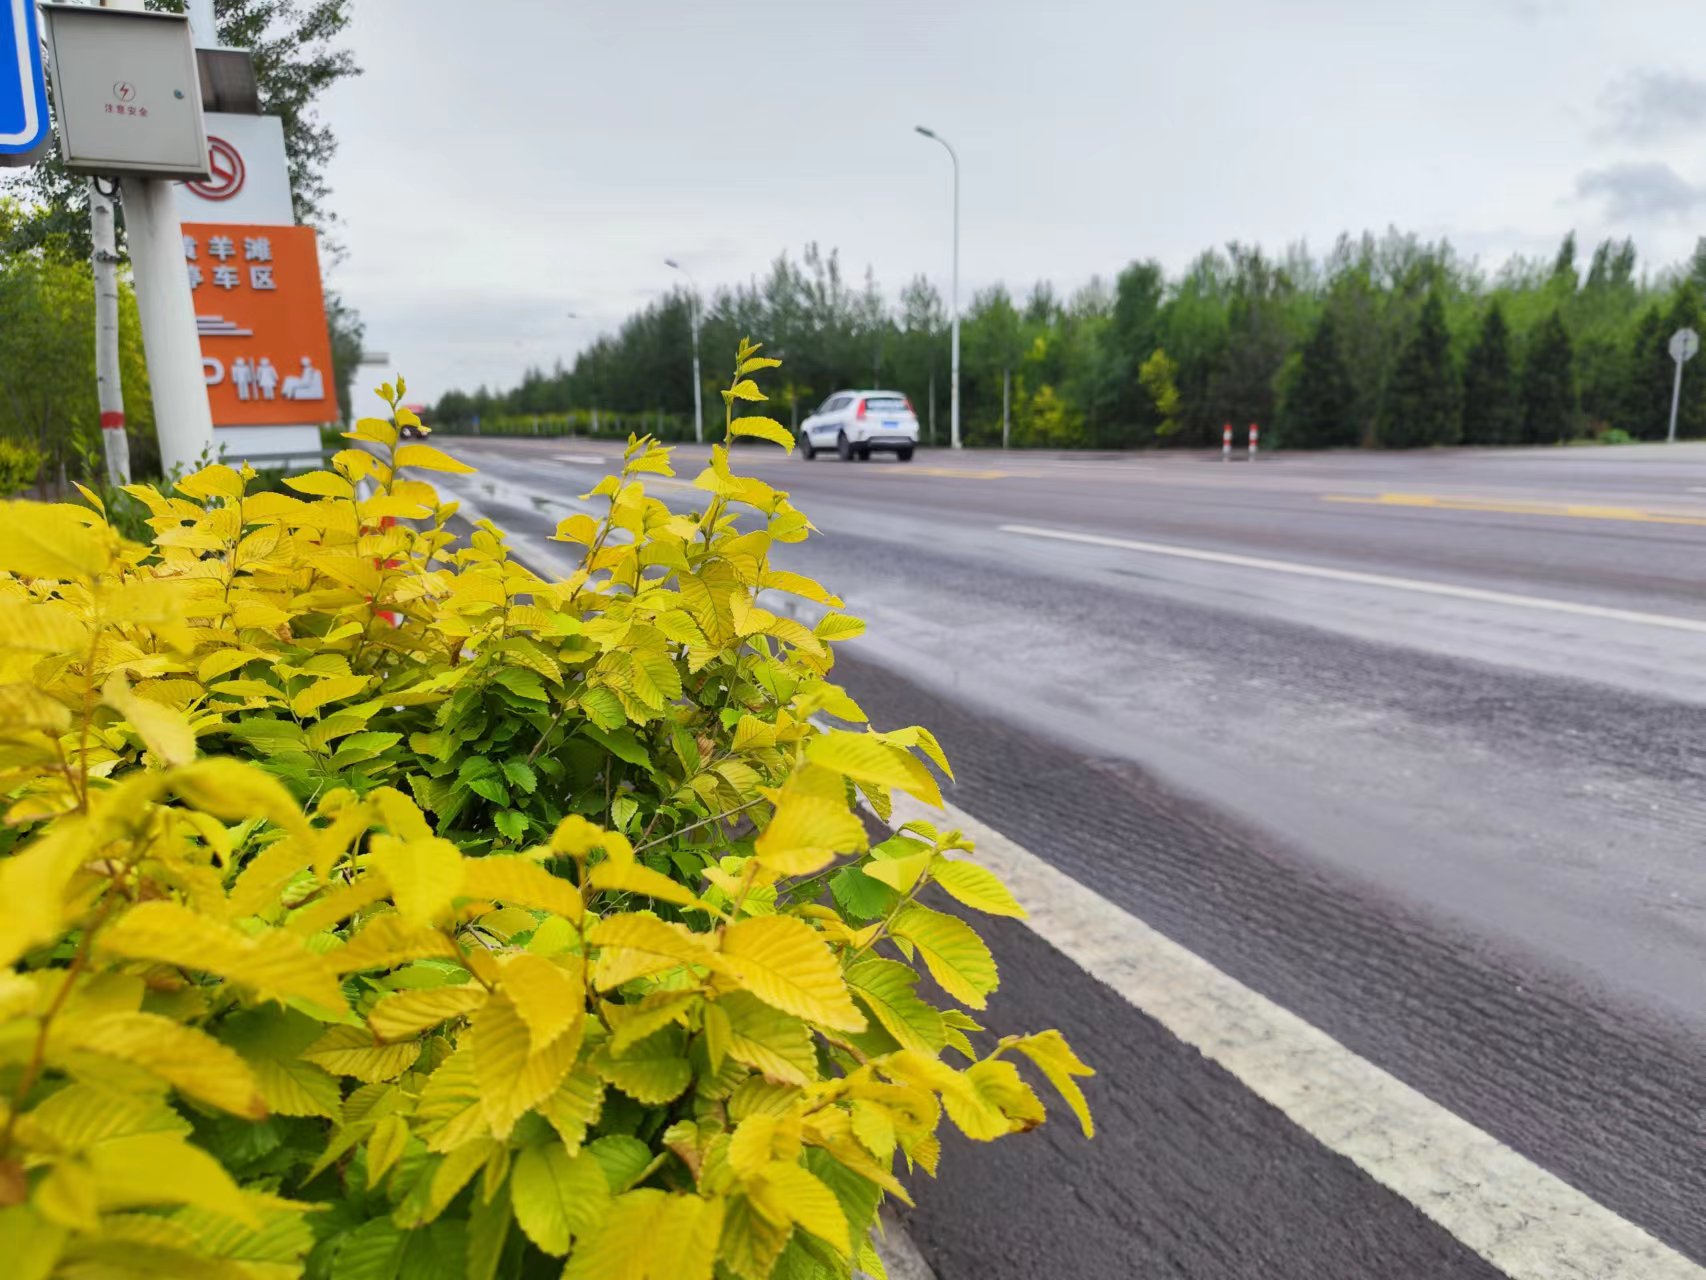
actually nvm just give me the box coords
[1324,493,1706,528]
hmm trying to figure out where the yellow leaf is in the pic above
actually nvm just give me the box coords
[370,835,465,926]
[282,469,356,499]
[748,1161,848,1254]
[591,1024,692,1105]
[333,912,461,973]
[1012,1029,1096,1138]
[587,859,703,910]
[366,1113,410,1185]
[290,673,371,718]
[302,1025,421,1083]
[461,855,585,923]
[807,730,942,807]
[174,463,244,503]
[169,758,310,840]
[346,416,399,448]
[499,952,583,1052]
[738,356,783,374]
[729,417,794,451]
[98,900,344,1010]
[102,674,196,766]
[473,993,584,1137]
[564,1190,722,1280]
[0,500,111,580]
[86,1130,257,1226]
[931,858,1027,918]
[889,906,997,1009]
[368,983,489,1041]
[589,913,714,990]
[395,443,476,474]
[52,1012,265,1118]
[552,514,601,546]
[753,773,866,877]
[726,379,765,403]
[717,916,865,1032]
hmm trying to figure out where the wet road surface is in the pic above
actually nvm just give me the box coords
[428,436,1706,1278]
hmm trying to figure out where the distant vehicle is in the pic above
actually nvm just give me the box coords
[799,390,918,461]
[399,403,431,439]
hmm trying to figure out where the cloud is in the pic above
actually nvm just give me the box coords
[1598,69,1706,142]
[1575,162,1706,222]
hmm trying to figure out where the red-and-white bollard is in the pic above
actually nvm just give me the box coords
[1222,423,1232,462]
[1248,423,1260,461]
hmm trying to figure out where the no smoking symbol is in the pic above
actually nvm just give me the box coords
[187,137,247,202]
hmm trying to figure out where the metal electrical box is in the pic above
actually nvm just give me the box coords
[41,4,210,181]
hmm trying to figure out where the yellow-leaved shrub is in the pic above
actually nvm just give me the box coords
[0,341,1092,1280]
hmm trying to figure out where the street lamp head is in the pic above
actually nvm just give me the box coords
[915,125,935,138]
[664,258,681,270]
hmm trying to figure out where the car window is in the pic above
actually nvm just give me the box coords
[865,395,907,413]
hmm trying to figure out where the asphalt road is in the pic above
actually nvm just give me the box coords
[429,436,1706,1278]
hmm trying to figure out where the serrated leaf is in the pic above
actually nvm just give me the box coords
[52,1012,265,1118]
[499,952,583,1052]
[0,499,111,579]
[931,858,1027,918]
[717,916,865,1032]
[846,959,945,1054]
[749,1161,848,1255]
[807,731,942,807]
[461,855,586,923]
[303,1026,422,1083]
[889,905,997,1008]
[590,913,713,989]
[511,1142,609,1256]
[719,991,818,1085]
[592,1024,692,1105]
[368,984,489,1041]
[473,992,584,1137]
[753,776,866,877]
[1012,1029,1096,1138]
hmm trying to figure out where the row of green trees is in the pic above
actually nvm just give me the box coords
[436,231,1706,449]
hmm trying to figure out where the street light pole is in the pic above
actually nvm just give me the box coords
[916,126,961,450]
[665,259,704,444]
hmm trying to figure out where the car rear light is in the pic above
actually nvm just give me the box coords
[904,398,915,415]
[856,399,867,420]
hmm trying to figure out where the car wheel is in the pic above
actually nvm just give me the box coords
[837,432,852,461]
[897,446,914,462]
[800,436,815,460]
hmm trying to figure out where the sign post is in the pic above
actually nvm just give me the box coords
[1668,327,1699,444]
[42,2,216,477]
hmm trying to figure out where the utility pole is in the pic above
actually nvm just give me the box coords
[915,126,961,449]
[104,0,216,477]
[89,181,129,483]
[1002,366,1010,450]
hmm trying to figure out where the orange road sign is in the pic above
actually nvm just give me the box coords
[182,221,336,427]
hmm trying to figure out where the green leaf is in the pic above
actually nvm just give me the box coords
[846,959,946,1054]
[494,810,529,841]
[583,726,652,770]
[331,1219,407,1280]
[829,867,896,922]
[511,1142,609,1256]
[495,667,548,702]
[592,1025,692,1105]
[500,760,538,794]
[584,1134,653,1194]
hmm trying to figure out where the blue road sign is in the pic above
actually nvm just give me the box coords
[1,0,49,167]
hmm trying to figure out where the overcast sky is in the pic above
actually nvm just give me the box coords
[318,0,1706,403]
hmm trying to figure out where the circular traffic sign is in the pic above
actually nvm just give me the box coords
[1671,327,1700,364]
[187,137,246,202]
[112,81,135,103]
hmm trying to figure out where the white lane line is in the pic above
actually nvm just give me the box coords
[1001,522,1706,635]
[887,791,1701,1280]
[555,453,612,466]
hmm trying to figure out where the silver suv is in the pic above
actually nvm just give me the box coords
[799,391,920,462]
